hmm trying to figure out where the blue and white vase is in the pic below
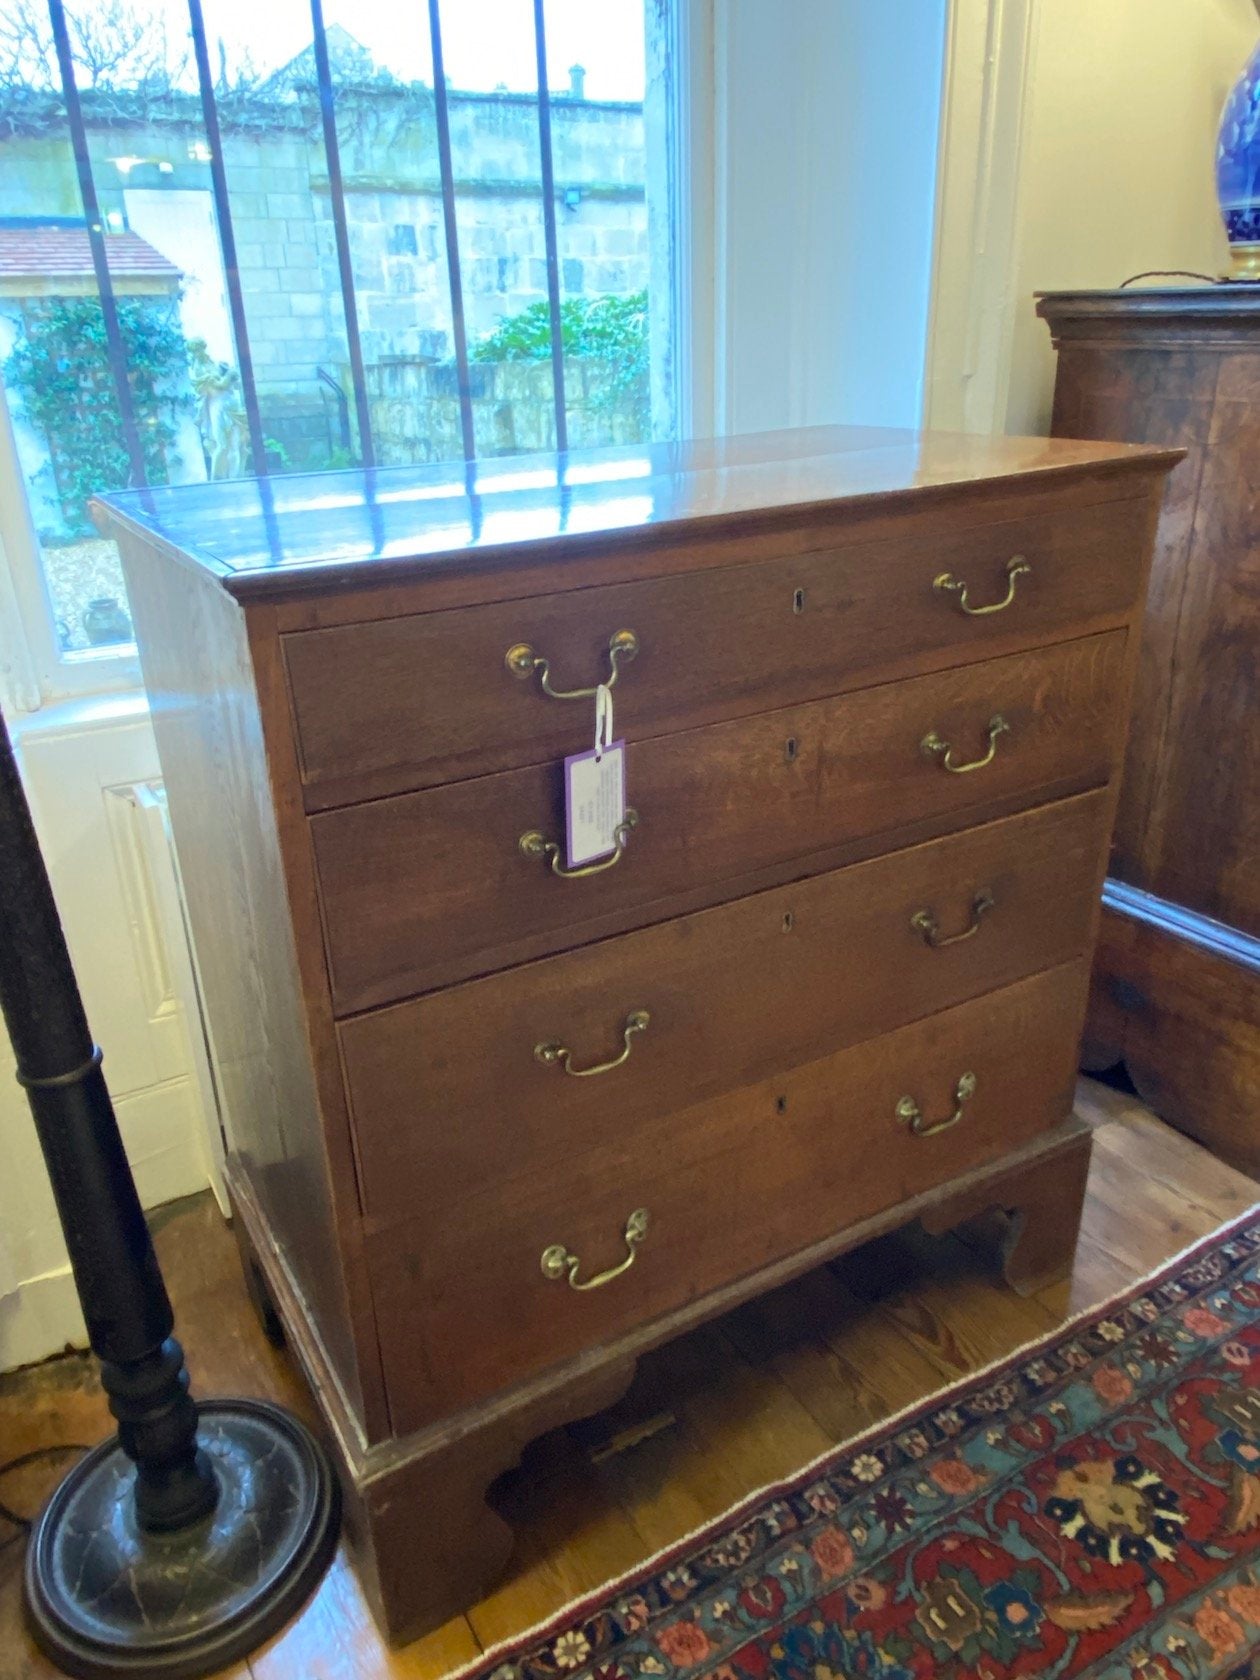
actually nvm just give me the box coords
[1217,38,1260,278]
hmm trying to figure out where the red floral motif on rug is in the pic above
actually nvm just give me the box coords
[458,1209,1260,1680]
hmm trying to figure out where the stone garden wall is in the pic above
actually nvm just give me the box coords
[366,356,648,464]
[0,82,647,470]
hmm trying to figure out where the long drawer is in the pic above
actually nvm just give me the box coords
[286,494,1149,809]
[313,631,1127,1010]
[341,790,1110,1223]
[366,960,1088,1433]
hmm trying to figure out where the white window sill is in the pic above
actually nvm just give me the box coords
[11,689,151,748]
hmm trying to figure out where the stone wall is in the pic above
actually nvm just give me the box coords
[0,82,648,470]
[366,355,648,465]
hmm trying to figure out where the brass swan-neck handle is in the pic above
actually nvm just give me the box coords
[934,556,1031,616]
[534,1010,650,1078]
[519,810,639,878]
[505,629,639,699]
[896,1071,976,1139]
[541,1209,650,1291]
[920,715,1009,775]
[910,890,996,949]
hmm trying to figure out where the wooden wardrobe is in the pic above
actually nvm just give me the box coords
[1038,287,1260,1179]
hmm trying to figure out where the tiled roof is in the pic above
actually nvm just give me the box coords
[0,227,180,279]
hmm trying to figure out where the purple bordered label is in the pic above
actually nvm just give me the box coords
[564,739,627,870]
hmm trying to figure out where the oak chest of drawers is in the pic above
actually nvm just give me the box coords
[97,425,1177,1644]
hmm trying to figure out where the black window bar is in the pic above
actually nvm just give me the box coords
[532,0,568,456]
[428,0,476,465]
[186,0,268,480]
[46,0,148,491]
[307,0,376,471]
[38,0,577,492]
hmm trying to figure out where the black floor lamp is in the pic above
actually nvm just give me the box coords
[0,705,340,1679]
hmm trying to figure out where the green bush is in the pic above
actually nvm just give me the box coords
[472,290,647,403]
[5,293,190,535]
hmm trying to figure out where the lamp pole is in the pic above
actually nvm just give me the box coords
[0,706,339,1679]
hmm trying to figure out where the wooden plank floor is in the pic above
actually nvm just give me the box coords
[1,1079,1255,1680]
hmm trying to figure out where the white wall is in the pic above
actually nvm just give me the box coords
[928,0,1257,442]
[695,0,948,436]
[1005,0,1257,435]
[125,188,235,366]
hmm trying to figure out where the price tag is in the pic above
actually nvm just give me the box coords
[564,741,626,869]
[565,681,627,868]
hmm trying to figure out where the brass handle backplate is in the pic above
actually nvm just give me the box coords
[934,556,1031,616]
[506,629,639,699]
[921,714,1009,774]
[897,1071,976,1139]
[541,1208,650,1291]
[535,1009,650,1077]
[911,890,995,949]
[519,810,638,879]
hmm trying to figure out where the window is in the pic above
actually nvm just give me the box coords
[0,0,675,697]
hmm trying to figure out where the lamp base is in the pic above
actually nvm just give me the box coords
[24,1399,339,1680]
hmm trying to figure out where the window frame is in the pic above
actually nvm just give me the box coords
[1,0,688,714]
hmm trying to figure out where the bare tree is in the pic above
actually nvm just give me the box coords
[0,0,188,98]
[73,2,179,89]
[0,0,56,93]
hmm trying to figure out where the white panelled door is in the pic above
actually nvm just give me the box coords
[0,701,219,1371]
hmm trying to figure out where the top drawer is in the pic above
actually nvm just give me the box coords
[283,494,1151,808]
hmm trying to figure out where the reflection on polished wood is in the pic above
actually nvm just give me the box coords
[1,1081,1253,1680]
[94,425,1176,593]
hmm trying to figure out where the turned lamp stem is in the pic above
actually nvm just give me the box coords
[0,715,216,1534]
[0,703,338,1680]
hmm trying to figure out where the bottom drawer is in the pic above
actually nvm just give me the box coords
[368,960,1089,1434]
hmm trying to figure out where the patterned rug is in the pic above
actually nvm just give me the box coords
[460,1208,1260,1680]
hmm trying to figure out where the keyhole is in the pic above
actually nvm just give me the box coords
[793,587,806,614]
[781,910,794,933]
[775,1095,788,1115]
[785,736,798,762]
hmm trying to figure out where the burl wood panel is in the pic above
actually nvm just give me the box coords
[1040,293,1259,934]
[283,494,1150,807]
[1154,352,1260,933]
[342,791,1112,1223]
[1047,343,1217,891]
[1039,288,1260,1178]
[313,631,1128,1011]
[368,960,1089,1434]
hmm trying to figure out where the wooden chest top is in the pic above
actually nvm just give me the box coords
[95,424,1178,606]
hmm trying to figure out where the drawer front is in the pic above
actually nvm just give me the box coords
[367,961,1088,1433]
[285,495,1150,807]
[341,789,1111,1223]
[314,631,1127,1010]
